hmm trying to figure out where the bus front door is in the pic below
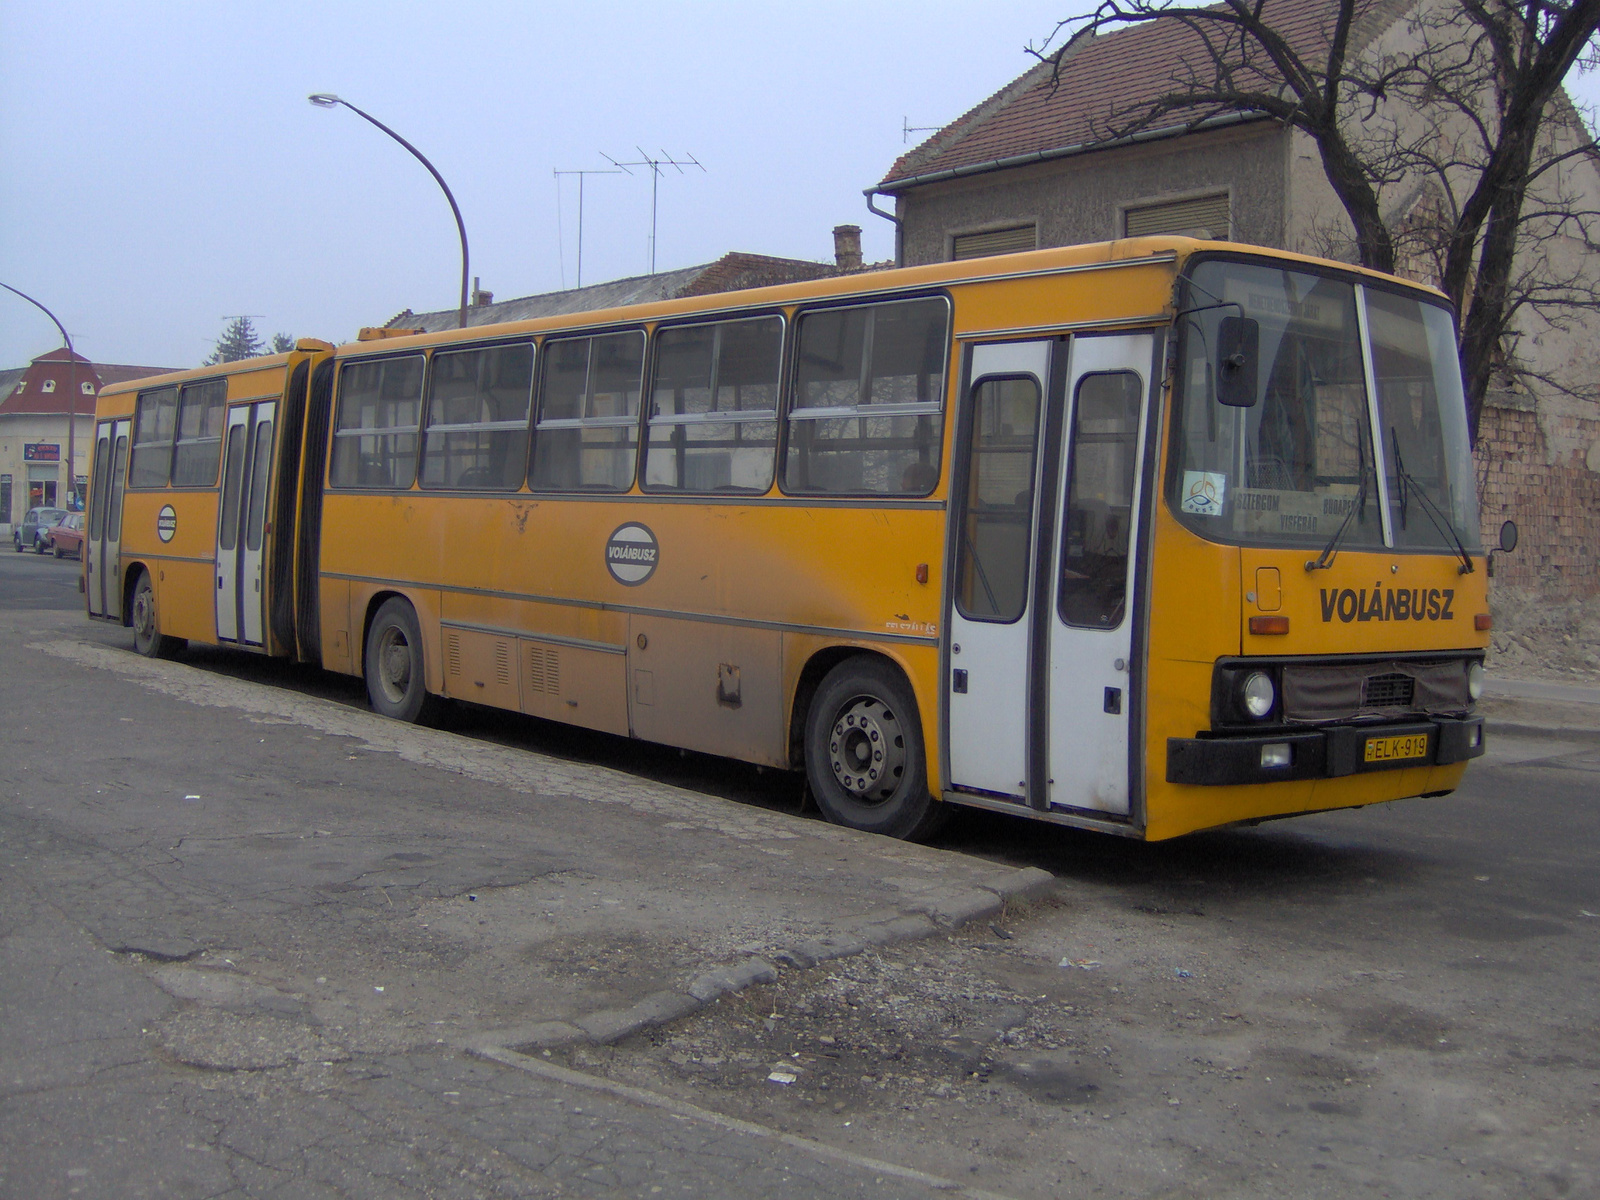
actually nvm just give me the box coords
[946,333,1153,820]
[947,340,1053,803]
[1044,333,1153,817]
[86,418,130,620]
[215,401,276,646]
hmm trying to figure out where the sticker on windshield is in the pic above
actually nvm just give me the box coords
[1181,471,1226,516]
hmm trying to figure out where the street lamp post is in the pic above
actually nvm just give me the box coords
[308,94,470,329]
[2,282,80,513]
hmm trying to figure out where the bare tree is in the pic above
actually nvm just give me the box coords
[1032,0,1600,440]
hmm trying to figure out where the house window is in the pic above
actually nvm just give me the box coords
[81,382,96,395]
[42,379,56,393]
[1124,193,1231,240]
[952,224,1037,261]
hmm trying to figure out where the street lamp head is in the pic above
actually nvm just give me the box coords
[308,93,342,108]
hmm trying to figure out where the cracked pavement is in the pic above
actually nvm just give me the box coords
[0,583,1039,1199]
[4,553,1599,1199]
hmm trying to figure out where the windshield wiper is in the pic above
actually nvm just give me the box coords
[1391,433,1475,574]
[1305,419,1373,572]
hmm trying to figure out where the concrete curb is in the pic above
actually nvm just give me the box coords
[467,865,1056,1055]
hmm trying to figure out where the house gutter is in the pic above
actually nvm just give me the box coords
[865,110,1267,207]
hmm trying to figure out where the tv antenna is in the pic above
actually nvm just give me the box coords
[601,148,705,274]
[902,116,940,144]
[554,167,622,288]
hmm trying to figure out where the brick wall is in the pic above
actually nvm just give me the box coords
[1476,402,1600,601]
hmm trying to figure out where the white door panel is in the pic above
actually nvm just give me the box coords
[86,419,130,619]
[215,401,275,646]
[947,341,1051,800]
[1046,335,1152,815]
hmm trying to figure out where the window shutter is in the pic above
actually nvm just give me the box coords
[1124,194,1231,239]
[952,225,1037,260]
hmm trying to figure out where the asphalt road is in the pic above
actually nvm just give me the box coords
[1,549,1595,1199]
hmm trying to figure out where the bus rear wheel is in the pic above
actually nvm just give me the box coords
[131,569,185,659]
[365,598,435,724]
[804,657,947,841]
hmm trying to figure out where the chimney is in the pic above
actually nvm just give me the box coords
[471,276,494,307]
[833,224,863,271]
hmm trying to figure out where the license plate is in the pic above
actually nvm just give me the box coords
[1364,733,1429,764]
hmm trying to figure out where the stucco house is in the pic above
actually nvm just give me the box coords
[869,0,1600,605]
[0,349,176,532]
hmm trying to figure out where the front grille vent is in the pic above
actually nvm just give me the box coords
[1362,672,1415,708]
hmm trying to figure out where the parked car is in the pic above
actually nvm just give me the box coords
[13,507,66,554]
[46,511,86,559]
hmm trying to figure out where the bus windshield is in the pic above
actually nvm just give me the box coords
[1170,259,1480,553]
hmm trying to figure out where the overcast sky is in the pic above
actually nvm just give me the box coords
[3,2,1597,371]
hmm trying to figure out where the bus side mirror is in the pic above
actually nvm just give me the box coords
[1487,519,1518,577]
[1216,316,1259,407]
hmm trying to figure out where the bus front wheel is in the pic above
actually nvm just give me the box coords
[365,598,434,723]
[804,657,948,842]
[131,569,185,659]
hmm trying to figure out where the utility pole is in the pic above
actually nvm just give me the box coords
[601,149,705,274]
[553,167,622,288]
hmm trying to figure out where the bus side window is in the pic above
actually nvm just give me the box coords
[172,380,227,487]
[329,356,424,489]
[1059,371,1142,630]
[783,297,948,496]
[643,316,781,493]
[420,342,534,491]
[129,386,179,487]
[529,331,644,492]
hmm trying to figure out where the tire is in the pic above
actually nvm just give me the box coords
[803,656,948,841]
[34,536,47,555]
[364,597,436,723]
[130,569,186,659]
[52,541,63,558]
[12,536,21,553]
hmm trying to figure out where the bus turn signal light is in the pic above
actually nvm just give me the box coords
[1475,613,1492,631]
[1249,615,1290,635]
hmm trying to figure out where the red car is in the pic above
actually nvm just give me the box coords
[46,512,86,559]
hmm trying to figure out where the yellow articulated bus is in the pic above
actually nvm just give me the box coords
[88,237,1492,841]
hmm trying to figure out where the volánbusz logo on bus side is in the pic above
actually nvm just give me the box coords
[605,523,659,586]
[1320,586,1454,623]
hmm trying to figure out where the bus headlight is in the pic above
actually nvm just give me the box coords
[1467,661,1485,702]
[1240,671,1276,720]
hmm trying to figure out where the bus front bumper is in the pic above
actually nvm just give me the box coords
[1165,716,1485,787]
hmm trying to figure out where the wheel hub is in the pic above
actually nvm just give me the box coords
[378,628,412,703]
[133,589,155,638]
[828,696,906,803]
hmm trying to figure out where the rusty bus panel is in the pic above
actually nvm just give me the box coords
[627,616,785,766]
[518,637,629,737]
[441,624,522,711]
